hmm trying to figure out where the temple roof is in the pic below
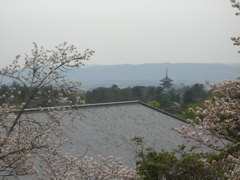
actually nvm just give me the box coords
[160,76,173,82]
[22,101,211,168]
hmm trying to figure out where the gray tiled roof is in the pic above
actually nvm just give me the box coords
[24,101,208,167]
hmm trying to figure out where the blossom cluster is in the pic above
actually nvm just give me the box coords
[40,153,138,180]
[230,0,240,54]
[230,0,240,16]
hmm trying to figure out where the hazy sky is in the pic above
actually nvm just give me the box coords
[0,0,239,67]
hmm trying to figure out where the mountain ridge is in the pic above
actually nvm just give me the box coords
[66,63,240,89]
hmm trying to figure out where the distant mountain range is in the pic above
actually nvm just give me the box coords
[67,63,240,89]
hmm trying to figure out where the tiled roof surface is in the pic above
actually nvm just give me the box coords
[23,101,209,167]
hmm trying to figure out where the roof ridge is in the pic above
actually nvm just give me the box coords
[19,100,187,123]
[137,101,186,123]
[19,100,140,113]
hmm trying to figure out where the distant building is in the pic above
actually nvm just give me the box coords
[160,68,173,88]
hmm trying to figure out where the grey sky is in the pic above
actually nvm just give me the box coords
[0,0,239,67]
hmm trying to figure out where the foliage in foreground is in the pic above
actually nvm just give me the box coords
[133,137,227,180]
[0,43,137,179]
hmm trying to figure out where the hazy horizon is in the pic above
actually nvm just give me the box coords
[0,0,239,67]
[82,62,240,66]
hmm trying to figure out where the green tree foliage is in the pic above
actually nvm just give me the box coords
[85,86,183,106]
[147,101,160,108]
[156,94,170,108]
[132,137,228,180]
[0,82,83,108]
[183,84,207,105]
[85,84,208,116]
[85,86,164,103]
[178,103,204,120]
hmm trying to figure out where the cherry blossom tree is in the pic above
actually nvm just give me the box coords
[173,79,240,178]
[0,43,137,179]
[0,42,93,177]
